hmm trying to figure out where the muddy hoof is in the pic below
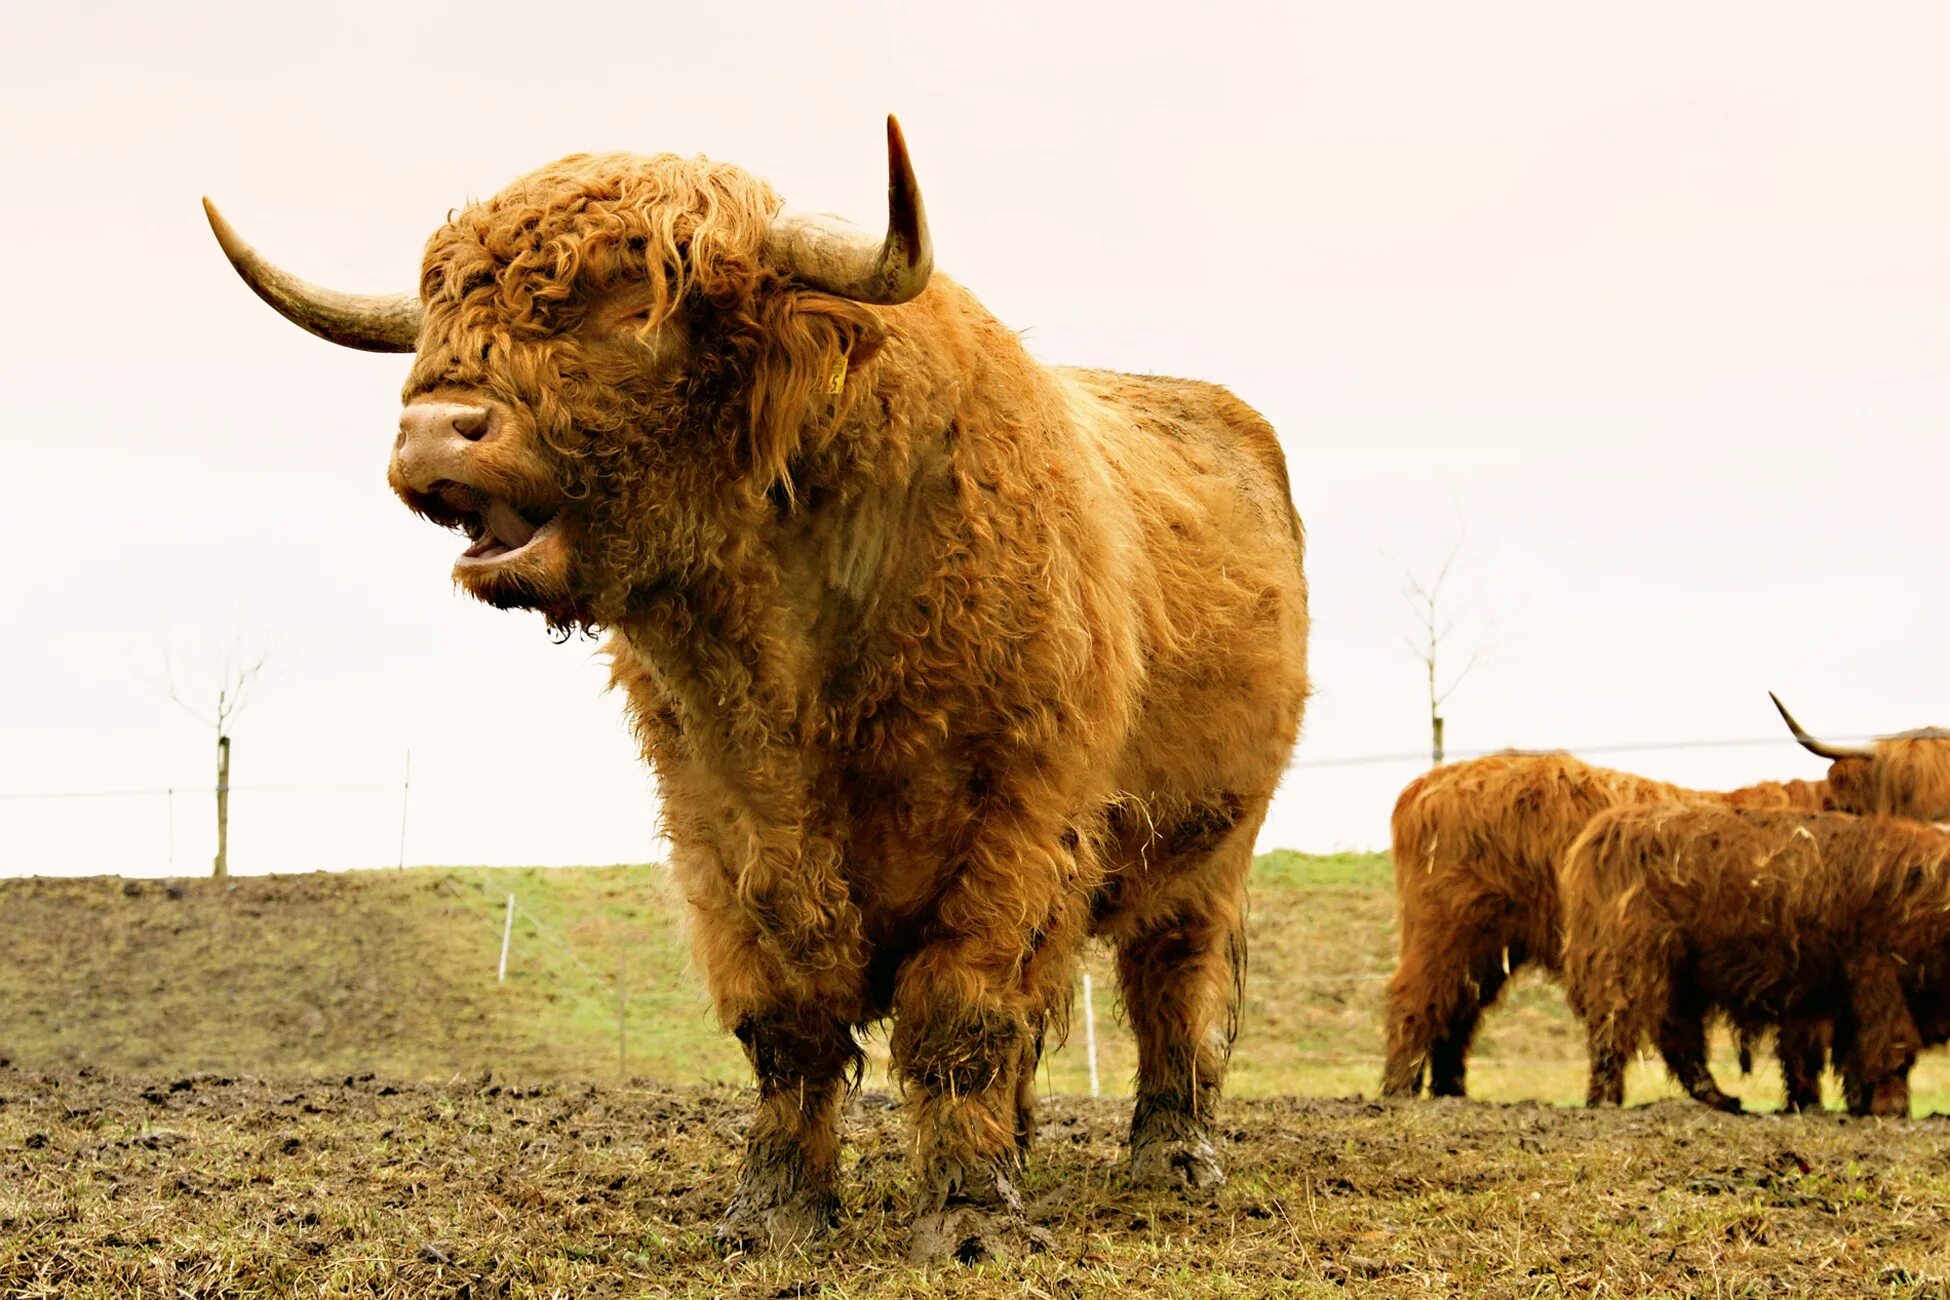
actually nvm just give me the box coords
[909,1204,1055,1265]
[1693,1091,1745,1115]
[1129,1132,1226,1194]
[714,1188,836,1254]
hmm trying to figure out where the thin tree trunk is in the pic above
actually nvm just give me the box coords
[1428,656,1444,768]
[213,734,231,879]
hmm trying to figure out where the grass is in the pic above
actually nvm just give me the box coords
[6,853,1949,1112]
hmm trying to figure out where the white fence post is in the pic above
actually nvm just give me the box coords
[396,749,412,870]
[1082,972,1101,1098]
[498,893,516,983]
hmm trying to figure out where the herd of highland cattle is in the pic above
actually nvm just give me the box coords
[199,117,1938,1261]
[1386,697,1950,1118]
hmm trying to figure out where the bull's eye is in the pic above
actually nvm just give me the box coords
[479,341,493,364]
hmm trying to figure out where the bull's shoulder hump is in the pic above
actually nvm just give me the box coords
[1052,366,1291,492]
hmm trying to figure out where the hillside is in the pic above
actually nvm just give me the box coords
[4,853,1947,1111]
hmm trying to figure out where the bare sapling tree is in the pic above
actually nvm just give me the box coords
[1402,536,1490,769]
[162,638,278,878]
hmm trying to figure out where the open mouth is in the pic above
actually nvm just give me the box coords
[420,481,563,570]
[458,496,561,567]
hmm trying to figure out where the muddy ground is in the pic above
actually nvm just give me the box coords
[5,1067,1950,1298]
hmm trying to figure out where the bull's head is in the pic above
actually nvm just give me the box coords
[1770,691,1950,820]
[205,117,932,631]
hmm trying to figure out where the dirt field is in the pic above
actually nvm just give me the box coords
[6,1067,1950,1297]
[8,857,1950,1294]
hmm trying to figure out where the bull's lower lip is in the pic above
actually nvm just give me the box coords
[454,513,564,572]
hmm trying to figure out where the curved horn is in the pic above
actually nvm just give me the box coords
[1769,691,1875,761]
[760,115,933,306]
[202,198,422,353]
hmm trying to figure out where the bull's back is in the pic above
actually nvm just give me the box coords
[1063,369,1303,555]
[1562,803,1918,948]
[1057,369,1308,809]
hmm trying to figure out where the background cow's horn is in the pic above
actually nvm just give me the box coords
[202,198,423,353]
[760,115,933,306]
[1769,691,1875,761]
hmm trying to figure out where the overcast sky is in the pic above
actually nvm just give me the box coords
[4,0,1948,875]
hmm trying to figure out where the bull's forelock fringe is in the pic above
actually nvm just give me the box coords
[412,150,885,512]
[1869,737,1950,820]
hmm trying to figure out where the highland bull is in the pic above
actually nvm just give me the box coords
[204,119,1310,1261]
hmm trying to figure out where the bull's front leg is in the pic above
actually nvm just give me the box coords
[715,1003,863,1249]
[682,834,870,1252]
[889,835,1083,1265]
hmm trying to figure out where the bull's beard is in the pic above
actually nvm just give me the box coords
[550,407,761,634]
[524,370,801,637]
[466,565,587,637]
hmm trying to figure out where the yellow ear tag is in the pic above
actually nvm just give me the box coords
[826,351,848,396]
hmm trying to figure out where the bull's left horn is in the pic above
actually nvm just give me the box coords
[760,115,933,306]
[1769,691,1874,761]
[202,198,423,353]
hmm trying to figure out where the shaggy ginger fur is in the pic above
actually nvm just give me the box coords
[1381,752,1824,1101]
[1562,805,1950,1117]
[266,145,1309,1257]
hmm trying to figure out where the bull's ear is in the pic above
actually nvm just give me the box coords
[741,292,885,481]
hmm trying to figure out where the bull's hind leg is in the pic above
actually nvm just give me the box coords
[1429,947,1515,1098]
[1776,1018,1830,1112]
[1381,918,1457,1098]
[1012,1011,1047,1156]
[1584,1010,1631,1108]
[1112,814,1256,1194]
[1581,977,1657,1109]
[1656,984,1741,1113]
[1838,956,1920,1118]
[1384,905,1517,1099]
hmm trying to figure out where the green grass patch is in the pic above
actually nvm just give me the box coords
[5,852,1948,1114]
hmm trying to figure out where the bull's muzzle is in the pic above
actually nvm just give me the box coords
[393,400,496,496]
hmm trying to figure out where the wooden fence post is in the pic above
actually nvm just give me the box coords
[212,735,231,879]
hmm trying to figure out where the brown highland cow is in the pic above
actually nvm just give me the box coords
[1382,695,1948,1107]
[1381,749,1821,1103]
[204,119,1309,1261]
[1562,802,1950,1117]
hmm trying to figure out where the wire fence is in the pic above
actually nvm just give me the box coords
[0,727,1872,801]
[0,725,1870,878]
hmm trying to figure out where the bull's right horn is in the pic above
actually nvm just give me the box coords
[202,198,423,353]
[1769,691,1875,761]
[759,114,933,306]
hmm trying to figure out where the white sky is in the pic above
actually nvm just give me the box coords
[3,0,1948,875]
